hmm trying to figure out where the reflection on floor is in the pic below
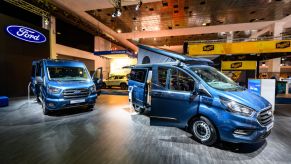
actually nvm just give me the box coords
[0,95,291,163]
[276,94,291,104]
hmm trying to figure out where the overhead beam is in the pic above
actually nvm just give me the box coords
[250,25,273,38]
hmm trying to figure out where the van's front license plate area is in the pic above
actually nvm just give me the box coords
[70,99,85,104]
[266,122,273,132]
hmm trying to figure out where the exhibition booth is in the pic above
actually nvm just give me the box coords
[94,50,137,77]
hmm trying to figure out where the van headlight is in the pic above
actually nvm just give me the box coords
[47,86,61,94]
[89,85,96,93]
[221,99,255,117]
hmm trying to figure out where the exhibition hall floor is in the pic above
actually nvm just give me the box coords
[0,95,291,164]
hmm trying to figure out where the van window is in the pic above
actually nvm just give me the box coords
[130,69,147,83]
[158,67,168,88]
[170,68,195,92]
[36,63,41,77]
[31,65,36,77]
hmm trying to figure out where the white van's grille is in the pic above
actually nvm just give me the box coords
[257,107,273,126]
[63,88,89,99]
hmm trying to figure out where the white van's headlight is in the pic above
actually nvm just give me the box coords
[47,86,61,94]
[89,85,96,93]
[221,99,255,117]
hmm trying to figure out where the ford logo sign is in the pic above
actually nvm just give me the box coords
[74,90,81,94]
[6,25,46,43]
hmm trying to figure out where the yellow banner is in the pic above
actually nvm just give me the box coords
[188,40,291,55]
[221,61,257,70]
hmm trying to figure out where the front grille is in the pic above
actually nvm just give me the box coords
[63,88,89,99]
[257,107,273,126]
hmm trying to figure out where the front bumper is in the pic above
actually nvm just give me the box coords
[44,94,97,110]
[217,111,273,143]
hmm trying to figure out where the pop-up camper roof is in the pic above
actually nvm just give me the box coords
[138,44,213,65]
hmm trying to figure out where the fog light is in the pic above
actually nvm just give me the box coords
[48,103,55,107]
[234,129,252,135]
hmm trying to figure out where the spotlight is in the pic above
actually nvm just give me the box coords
[112,8,122,17]
[112,0,122,17]
[136,0,142,11]
[116,9,122,17]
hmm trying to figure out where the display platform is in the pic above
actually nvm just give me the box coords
[0,96,8,107]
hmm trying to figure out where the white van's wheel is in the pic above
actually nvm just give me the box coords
[190,116,218,146]
[120,83,128,90]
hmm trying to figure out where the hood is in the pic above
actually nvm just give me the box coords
[47,80,94,90]
[215,89,270,111]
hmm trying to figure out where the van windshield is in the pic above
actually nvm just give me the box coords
[190,67,245,91]
[47,67,90,81]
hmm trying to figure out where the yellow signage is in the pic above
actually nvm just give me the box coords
[188,40,291,55]
[221,61,257,70]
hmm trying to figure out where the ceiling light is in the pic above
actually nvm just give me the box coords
[112,8,122,17]
[117,29,122,33]
[112,0,122,17]
[136,0,142,11]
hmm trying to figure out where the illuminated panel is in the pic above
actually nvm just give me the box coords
[188,40,291,55]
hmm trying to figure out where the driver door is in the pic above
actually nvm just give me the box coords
[92,67,103,95]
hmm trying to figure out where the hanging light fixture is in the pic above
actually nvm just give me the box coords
[112,0,122,17]
[135,0,143,11]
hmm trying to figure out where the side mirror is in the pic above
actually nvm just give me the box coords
[190,88,198,101]
[198,84,212,97]
[35,76,43,85]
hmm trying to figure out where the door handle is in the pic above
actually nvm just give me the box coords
[152,92,163,96]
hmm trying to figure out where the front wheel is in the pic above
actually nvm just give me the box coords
[190,116,218,146]
[102,83,107,89]
[120,83,128,90]
[133,104,144,114]
[87,105,95,111]
[42,100,49,115]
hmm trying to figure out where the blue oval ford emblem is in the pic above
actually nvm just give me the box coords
[6,25,46,43]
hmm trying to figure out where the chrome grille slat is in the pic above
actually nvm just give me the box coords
[257,107,273,126]
[63,88,89,99]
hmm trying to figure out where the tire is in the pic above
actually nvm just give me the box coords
[36,96,41,103]
[42,100,49,115]
[87,105,94,111]
[102,83,107,89]
[133,104,144,114]
[120,83,128,90]
[189,116,218,146]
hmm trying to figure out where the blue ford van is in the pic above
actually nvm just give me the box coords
[128,46,273,145]
[31,59,103,115]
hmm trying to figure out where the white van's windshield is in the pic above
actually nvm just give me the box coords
[190,67,245,91]
[47,67,90,81]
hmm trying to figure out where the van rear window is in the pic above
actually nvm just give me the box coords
[129,69,147,83]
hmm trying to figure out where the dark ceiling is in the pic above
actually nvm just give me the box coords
[87,0,291,46]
